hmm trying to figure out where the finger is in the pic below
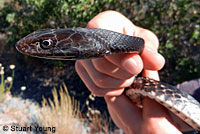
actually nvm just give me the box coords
[133,26,159,50]
[75,61,124,97]
[92,57,133,79]
[79,60,135,89]
[134,26,165,70]
[105,47,164,72]
[87,10,135,35]
[142,70,160,81]
[105,53,143,75]
[141,47,165,70]
[104,95,142,133]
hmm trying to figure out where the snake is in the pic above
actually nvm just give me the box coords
[15,28,200,132]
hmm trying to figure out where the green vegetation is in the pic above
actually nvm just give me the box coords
[0,0,199,83]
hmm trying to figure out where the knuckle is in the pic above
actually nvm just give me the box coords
[94,78,107,88]
[92,73,108,88]
[85,80,105,97]
[92,59,106,73]
[93,63,103,73]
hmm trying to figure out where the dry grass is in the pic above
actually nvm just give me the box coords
[86,113,111,134]
[38,83,116,134]
[38,84,84,134]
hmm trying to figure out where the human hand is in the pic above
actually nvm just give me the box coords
[75,10,182,134]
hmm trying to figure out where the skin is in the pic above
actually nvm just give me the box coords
[75,10,182,134]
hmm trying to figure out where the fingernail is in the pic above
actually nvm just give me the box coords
[122,58,138,74]
[145,47,165,64]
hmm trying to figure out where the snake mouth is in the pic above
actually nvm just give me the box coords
[16,39,28,54]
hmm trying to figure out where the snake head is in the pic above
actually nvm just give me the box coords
[16,29,85,60]
[16,29,59,59]
[16,28,110,60]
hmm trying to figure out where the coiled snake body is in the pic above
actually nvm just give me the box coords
[16,28,200,132]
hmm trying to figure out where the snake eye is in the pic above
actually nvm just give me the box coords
[40,39,53,49]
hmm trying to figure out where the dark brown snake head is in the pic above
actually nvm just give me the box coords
[16,28,93,60]
[16,28,145,60]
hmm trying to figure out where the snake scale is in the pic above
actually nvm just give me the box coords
[16,28,200,132]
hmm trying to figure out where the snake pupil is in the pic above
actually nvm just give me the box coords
[41,39,53,49]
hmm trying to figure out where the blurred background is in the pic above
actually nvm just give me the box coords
[0,0,199,133]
